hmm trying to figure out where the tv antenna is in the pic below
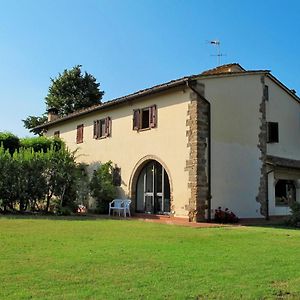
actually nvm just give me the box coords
[209,40,226,66]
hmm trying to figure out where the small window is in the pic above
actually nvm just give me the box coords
[76,124,84,144]
[133,105,157,131]
[267,122,279,143]
[93,117,111,139]
[264,85,269,101]
[54,131,60,138]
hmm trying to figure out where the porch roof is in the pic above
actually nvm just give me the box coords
[266,155,300,170]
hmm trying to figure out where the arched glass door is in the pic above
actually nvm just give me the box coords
[136,161,170,214]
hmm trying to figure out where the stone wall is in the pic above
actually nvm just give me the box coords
[185,82,209,222]
[256,75,268,217]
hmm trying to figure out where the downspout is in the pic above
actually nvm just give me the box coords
[186,80,212,222]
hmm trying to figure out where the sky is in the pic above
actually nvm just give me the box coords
[1,0,300,137]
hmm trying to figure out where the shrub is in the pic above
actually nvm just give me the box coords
[0,132,20,154]
[214,207,239,223]
[20,136,64,152]
[287,202,300,227]
[89,161,116,214]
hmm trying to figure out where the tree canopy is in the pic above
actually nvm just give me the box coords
[23,65,104,135]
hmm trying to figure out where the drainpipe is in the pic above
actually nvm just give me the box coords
[186,80,212,222]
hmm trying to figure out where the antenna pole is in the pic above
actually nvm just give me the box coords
[209,40,224,66]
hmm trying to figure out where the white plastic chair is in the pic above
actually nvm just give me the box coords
[109,199,124,216]
[123,199,131,217]
[109,199,131,218]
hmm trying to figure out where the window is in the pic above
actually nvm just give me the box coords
[267,122,279,143]
[275,180,296,206]
[76,124,84,144]
[54,131,60,138]
[264,85,269,101]
[93,117,111,139]
[133,105,157,131]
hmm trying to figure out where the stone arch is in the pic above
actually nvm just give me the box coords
[128,155,174,214]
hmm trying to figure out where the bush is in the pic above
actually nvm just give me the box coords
[20,136,64,152]
[0,144,81,214]
[89,161,116,214]
[0,132,20,154]
[214,207,239,223]
[287,202,300,227]
[57,206,73,216]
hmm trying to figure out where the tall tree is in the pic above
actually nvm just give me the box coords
[23,65,104,135]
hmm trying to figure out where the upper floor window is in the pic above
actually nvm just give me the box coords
[133,105,157,131]
[76,124,84,144]
[54,131,60,138]
[93,117,111,139]
[264,85,269,101]
[267,122,279,143]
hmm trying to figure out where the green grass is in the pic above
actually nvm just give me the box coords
[1,217,300,299]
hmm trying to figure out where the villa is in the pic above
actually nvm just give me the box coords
[35,63,300,222]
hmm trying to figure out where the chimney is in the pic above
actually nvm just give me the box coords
[47,107,59,122]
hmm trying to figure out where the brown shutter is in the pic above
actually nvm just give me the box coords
[105,117,111,137]
[150,105,157,128]
[133,109,140,130]
[93,121,97,139]
[77,124,84,144]
[104,117,109,137]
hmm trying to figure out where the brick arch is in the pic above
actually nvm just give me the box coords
[128,155,174,214]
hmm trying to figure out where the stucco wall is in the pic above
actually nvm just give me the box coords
[199,75,263,218]
[266,77,300,160]
[45,89,191,217]
[265,77,300,215]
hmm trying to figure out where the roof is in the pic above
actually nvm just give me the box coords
[201,63,246,75]
[34,63,299,130]
[267,155,300,170]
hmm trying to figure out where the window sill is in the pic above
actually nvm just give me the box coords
[139,127,151,132]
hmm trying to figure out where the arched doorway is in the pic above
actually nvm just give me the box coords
[136,160,171,214]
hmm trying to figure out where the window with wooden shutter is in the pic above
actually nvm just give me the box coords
[133,109,140,130]
[267,122,279,143]
[76,124,84,144]
[133,105,157,131]
[54,131,60,138]
[150,105,157,128]
[93,117,111,139]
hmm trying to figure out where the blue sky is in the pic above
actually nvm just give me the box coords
[1,0,300,137]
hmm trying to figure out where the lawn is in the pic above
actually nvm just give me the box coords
[1,217,300,299]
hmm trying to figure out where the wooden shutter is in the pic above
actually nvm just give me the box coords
[76,124,84,144]
[133,109,140,130]
[93,120,100,139]
[105,117,111,137]
[150,105,157,128]
[93,121,97,139]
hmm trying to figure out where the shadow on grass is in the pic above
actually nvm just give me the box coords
[0,213,129,222]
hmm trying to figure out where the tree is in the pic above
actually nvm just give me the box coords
[22,115,47,136]
[23,65,104,134]
[89,161,116,213]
